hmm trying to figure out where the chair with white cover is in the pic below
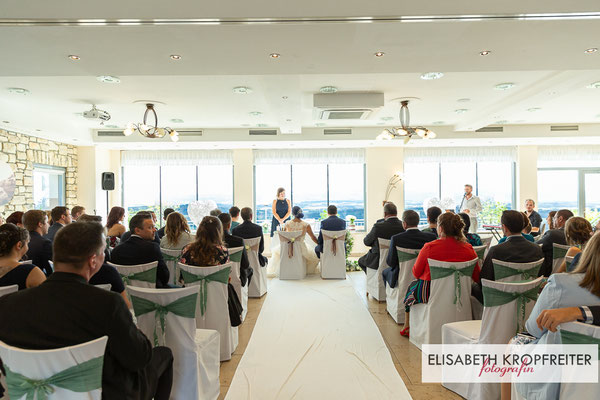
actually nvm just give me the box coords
[385,247,420,324]
[409,257,479,350]
[93,284,112,291]
[442,278,543,399]
[244,237,267,298]
[551,243,570,274]
[492,258,545,283]
[178,262,237,361]
[366,238,390,301]
[227,246,247,321]
[127,285,220,400]
[472,244,487,267]
[320,229,346,279]
[0,285,18,298]
[0,336,108,400]
[481,236,493,255]
[278,230,306,280]
[161,248,183,286]
[18,260,31,264]
[108,261,158,288]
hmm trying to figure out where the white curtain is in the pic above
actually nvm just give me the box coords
[121,150,233,166]
[253,149,365,165]
[538,145,600,162]
[404,147,516,163]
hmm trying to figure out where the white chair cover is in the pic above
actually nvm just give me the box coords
[481,237,493,257]
[93,284,112,291]
[409,258,478,350]
[472,244,487,267]
[552,243,571,274]
[18,260,31,264]
[0,285,18,298]
[178,262,237,361]
[160,248,183,286]
[194,329,221,400]
[0,336,108,400]
[385,247,420,324]
[366,238,390,301]
[278,231,307,280]
[244,237,267,298]
[227,246,245,317]
[492,258,545,283]
[320,229,346,279]
[108,261,158,289]
[565,255,574,271]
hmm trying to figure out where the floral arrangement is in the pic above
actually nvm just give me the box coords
[346,215,357,225]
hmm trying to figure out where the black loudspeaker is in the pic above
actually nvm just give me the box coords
[101,172,115,191]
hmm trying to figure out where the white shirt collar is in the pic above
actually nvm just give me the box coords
[406,227,419,231]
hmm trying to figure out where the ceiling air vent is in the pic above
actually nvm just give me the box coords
[550,125,579,132]
[475,126,504,133]
[320,109,371,120]
[175,130,203,137]
[97,130,125,137]
[324,128,352,135]
[249,129,278,136]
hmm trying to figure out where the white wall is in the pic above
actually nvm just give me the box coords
[516,145,538,207]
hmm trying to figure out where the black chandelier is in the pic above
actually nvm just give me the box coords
[377,100,436,143]
[123,103,179,142]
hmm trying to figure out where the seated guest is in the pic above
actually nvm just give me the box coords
[472,210,544,304]
[0,223,46,290]
[545,210,557,232]
[120,211,161,244]
[111,213,170,288]
[458,212,482,246]
[497,212,535,244]
[401,212,479,337]
[159,212,193,250]
[157,208,174,239]
[382,210,436,288]
[556,216,593,273]
[537,209,574,277]
[218,213,252,286]
[22,209,53,276]
[44,206,72,242]
[5,211,24,228]
[0,222,174,399]
[210,208,222,217]
[536,305,600,331]
[421,206,442,238]
[358,202,405,273]
[232,207,268,267]
[71,205,86,222]
[524,199,542,235]
[106,206,126,239]
[315,205,346,258]
[229,206,241,229]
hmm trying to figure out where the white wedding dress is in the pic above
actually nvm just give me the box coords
[268,220,320,277]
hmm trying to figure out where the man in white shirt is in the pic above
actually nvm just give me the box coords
[459,184,482,233]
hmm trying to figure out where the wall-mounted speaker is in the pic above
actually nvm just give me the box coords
[101,172,115,191]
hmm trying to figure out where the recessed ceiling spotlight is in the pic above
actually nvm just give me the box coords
[257,123,268,127]
[68,55,81,61]
[457,98,471,103]
[319,86,338,94]
[584,48,598,54]
[315,123,326,127]
[495,120,508,124]
[380,116,394,121]
[549,91,558,95]
[432,121,445,125]
[479,50,492,56]
[454,109,469,114]
[586,81,600,89]
[374,51,385,57]
[269,53,281,59]
[96,75,121,84]
[286,119,292,122]
[35,129,42,132]
[233,86,252,94]
[7,87,30,95]
[527,107,542,112]
[249,111,262,117]
[170,54,182,60]
[105,124,119,129]
[282,96,288,100]
[420,72,444,80]
[241,124,251,127]
[170,118,184,123]
[494,82,515,90]
[2,121,9,124]
[377,122,385,125]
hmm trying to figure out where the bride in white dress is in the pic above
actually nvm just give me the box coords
[268,206,321,277]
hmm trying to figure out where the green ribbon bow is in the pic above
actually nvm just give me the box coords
[161,253,182,262]
[429,261,476,306]
[560,329,600,359]
[229,249,243,263]
[397,250,419,263]
[474,247,486,260]
[493,262,542,281]
[553,246,569,260]
[180,266,231,316]
[5,356,104,400]
[130,293,198,346]
[119,267,157,286]
[483,285,540,334]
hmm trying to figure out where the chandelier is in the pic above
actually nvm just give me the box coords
[123,103,179,142]
[376,100,436,143]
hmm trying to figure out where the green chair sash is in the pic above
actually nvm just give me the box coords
[560,329,600,359]
[482,285,540,334]
[429,261,476,306]
[493,262,542,281]
[161,253,182,262]
[397,250,419,263]
[5,356,103,400]
[553,246,569,260]
[229,249,243,263]
[119,267,157,286]
[180,266,231,316]
[474,247,486,260]
[131,293,198,346]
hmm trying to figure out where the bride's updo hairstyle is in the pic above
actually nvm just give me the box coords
[437,212,466,242]
[292,206,304,219]
[0,223,29,257]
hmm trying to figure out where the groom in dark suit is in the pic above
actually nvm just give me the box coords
[315,205,347,258]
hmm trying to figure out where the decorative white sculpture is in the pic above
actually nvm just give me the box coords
[187,200,218,225]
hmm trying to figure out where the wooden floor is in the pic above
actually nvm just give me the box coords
[218,271,461,400]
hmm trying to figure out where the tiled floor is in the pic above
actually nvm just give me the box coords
[218,272,461,400]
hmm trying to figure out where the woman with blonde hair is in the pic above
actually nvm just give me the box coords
[160,212,192,250]
[556,216,593,273]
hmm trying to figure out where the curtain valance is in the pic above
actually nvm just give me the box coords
[404,146,517,163]
[253,148,365,165]
[121,150,233,166]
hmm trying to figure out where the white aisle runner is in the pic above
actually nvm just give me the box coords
[226,276,413,400]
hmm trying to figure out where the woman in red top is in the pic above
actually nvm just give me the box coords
[400,212,480,337]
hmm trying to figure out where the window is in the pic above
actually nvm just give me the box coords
[123,166,160,225]
[328,163,365,227]
[33,165,65,209]
[292,164,328,222]
[404,162,439,223]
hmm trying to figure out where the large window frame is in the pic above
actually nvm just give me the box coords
[33,164,66,210]
[537,167,600,219]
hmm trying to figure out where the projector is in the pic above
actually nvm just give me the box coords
[83,105,111,122]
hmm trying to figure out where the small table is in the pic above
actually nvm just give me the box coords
[482,224,503,241]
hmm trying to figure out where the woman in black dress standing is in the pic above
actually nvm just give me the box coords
[270,187,291,237]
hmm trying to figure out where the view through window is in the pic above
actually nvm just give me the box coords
[33,165,65,210]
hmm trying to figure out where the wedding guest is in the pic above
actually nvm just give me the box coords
[232,207,268,267]
[537,209,574,277]
[5,211,24,228]
[536,305,600,330]
[0,223,46,290]
[157,208,174,239]
[209,208,222,217]
[120,211,160,244]
[555,216,593,273]
[497,212,535,244]
[160,212,193,251]
[22,209,53,276]
[421,206,442,238]
[218,213,252,286]
[270,187,291,237]
[71,205,86,222]
[229,206,241,229]
[44,206,72,242]
[524,199,542,235]
[458,212,482,246]
[315,205,346,258]
[359,202,405,273]
[0,222,174,399]
[545,210,557,231]
[106,206,126,242]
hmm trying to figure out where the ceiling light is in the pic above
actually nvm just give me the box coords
[249,111,262,116]
[377,100,436,144]
[241,124,251,127]
[104,124,119,129]
[269,53,281,59]
[257,123,268,128]
[479,50,492,56]
[380,116,393,121]
[455,109,469,114]
[319,86,338,94]
[457,98,471,103]
[2,121,9,124]
[527,107,542,112]
[68,55,81,61]
[233,86,252,94]
[282,96,288,100]
[586,81,600,89]
[170,118,184,123]
[286,119,292,122]
[494,82,515,90]
[584,48,598,54]
[374,51,385,57]
[170,54,182,60]
[96,75,121,84]
[420,72,444,80]
[7,87,30,95]
[124,103,178,142]
[315,123,326,127]
[432,121,445,125]
[495,120,508,124]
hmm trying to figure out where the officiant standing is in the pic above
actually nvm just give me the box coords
[459,184,482,233]
[270,187,292,237]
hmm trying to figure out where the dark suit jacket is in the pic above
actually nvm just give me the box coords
[359,217,405,270]
[224,230,253,286]
[421,226,439,238]
[472,235,544,303]
[537,228,567,277]
[0,272,152,399]
[590,306,600,326]
[120,230,161,244]
[382,228,437,288]
[111,236,170,288]
[43,222,64,242]
[25,231,53,276]
[315,216,347,256]
[231,221,268,267]
[157,226,166,239]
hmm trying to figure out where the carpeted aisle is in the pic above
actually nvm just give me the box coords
[225,275,413,400]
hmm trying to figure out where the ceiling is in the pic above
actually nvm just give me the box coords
[1,1,600,146]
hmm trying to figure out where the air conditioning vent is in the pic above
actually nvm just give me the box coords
[320,109,371,120]
[324,128,352,135]
[97,130,125,137]
[475,126,504,133]
[550,125,579,131]
[249,129,278,136]
[176,130,203,137]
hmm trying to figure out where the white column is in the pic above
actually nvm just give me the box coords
[516,146,538,208]
[365,147,404,228]
[233,149,254,209]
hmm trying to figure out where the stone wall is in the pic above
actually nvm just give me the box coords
[0,129,78,215]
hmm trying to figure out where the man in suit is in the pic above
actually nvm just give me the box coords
[358,202,405,273]
[382,210,437,288]
[229,206,241,229]
[71,205,86,222]
[157,208,174,239]
[421,206,442,238]
[120,211,161,244]
[232,207,268,267]
[44,206,72,242]
[111,213,170,288]
[472,210,544,303]
[0,222,173,400]
[22,209,53,276]
[218,212,253,286]
[315,205,347,258]
[537,209,574,277]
